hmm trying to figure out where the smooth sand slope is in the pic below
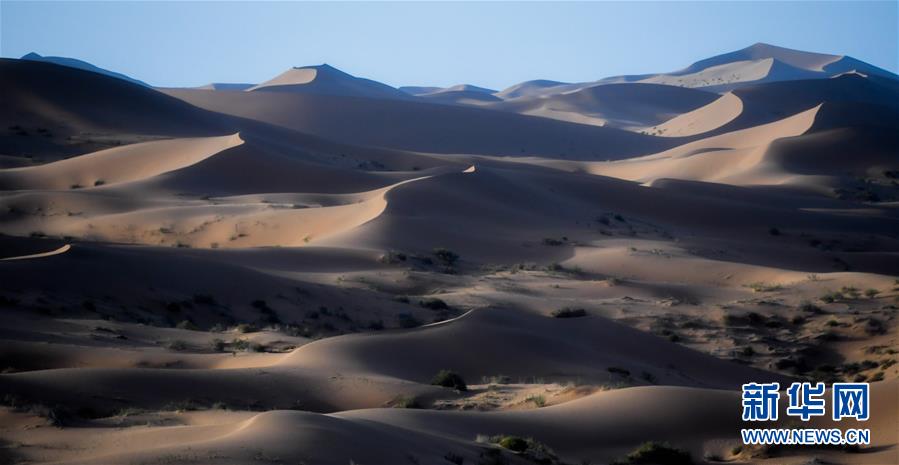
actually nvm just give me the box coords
[163,86,679,158]
[489,83,719,129]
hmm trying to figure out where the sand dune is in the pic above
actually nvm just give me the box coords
[0,134,243,190]
[247,64,409,100]
[5,380,894,465]
[21,52,149,87]
[283,306,784,389]
[2,45,898,465]
[163,86,678,158]
[493,82,718,129]
[0,243,70,261]
[0,59,227,139]
[654,92,744,136]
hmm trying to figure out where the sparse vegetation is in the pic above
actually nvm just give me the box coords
[397,313,422,328]
[525,394,546,407]
[433,247,459,266]
[175,320,198,330]
[210,338,226,352]
[482,435,558,464]
[444,452,465,465]
[615,441,693,465]
[550,307,587,318]
[431,369,467,391]
[798,300,822,313]
[745,282,782,292]
[420,297,450,310]
[233,323,259,333]
[164,340,188,351]
[389,395,422,409]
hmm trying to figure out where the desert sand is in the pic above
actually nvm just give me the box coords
[1,43,897,465]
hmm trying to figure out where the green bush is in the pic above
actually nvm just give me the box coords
[431,369,467,391]
[496,436,528,452]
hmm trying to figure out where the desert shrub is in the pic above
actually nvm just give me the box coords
[93,179,105,186]
[840,286,861,299]
[444,452,465,465]
[864,318,886,335]
[621,441,693,465]
[234,323,258,333]
[380,250,407,264]
[608,366,631,377]
[477,448,508,465]
[367,320,385,330]
[495,436,528,452]
[397,313,422,328]
[394,295,410,304]
[864,288,880,299]
[526,395,546,407]
[210,338,226,352]
[175,320,198,330]
[746,312,765,325]
[433,248,459,266]
[420,297,449,310]
[486,436,557,464]
[431,369,467,391]
[798,300,822,313]
[745,282,781,292]
[868,371,885,382]
[230,338,250,351]
[249,342,266,352]
[820,291,842,303]
[390,395,422,409]
[550,307,587,318]
[542,238,563,246]
[164,340,188,351]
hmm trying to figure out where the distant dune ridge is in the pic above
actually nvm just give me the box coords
[1,43,898,465]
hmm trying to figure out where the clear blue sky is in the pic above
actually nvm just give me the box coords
[2,1,896,90]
